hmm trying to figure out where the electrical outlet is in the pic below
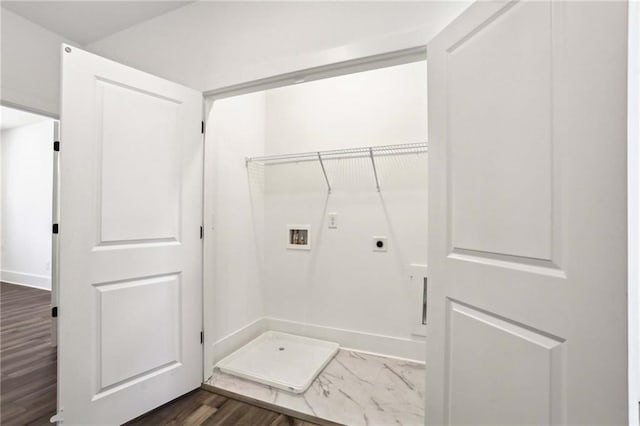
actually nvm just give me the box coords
[372,236,388,252]
[328,213,338,229]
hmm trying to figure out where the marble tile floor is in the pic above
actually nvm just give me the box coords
[204,349,425,426]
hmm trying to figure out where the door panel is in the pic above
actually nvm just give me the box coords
[58,45,203,425]
[446,300,564,425]
[98,79,182,244]
[427,1,629,424]
[96,273,181,392]
[448,0,552,261]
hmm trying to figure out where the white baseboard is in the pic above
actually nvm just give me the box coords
[266,317,425,363]
[210,316,425,368]
[1,270,51,290]
[210,317,268,365]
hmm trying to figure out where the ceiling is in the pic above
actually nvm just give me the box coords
[1,106,51,131]
[1,1,194,45]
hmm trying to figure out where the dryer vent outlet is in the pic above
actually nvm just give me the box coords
[373,237,388,252]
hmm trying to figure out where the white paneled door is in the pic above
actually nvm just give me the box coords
[57,45,203,425]
[426,1,629,425]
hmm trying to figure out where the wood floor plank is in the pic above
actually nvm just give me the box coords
[182,404,218,425]
[202,392,229,409]
[0,282,56,426]
[127,389,322,426]
[200,399,253,426]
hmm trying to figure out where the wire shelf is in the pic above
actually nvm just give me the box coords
[245,142,427,193]
[246,142,427,165]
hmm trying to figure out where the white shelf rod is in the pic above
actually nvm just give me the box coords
[317,152,331,193]
[245,142,427,192]
[245,142,427,165]
[369,147,380,192]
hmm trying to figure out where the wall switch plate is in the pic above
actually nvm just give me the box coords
[372,236,388,252]
[328,213,338,229]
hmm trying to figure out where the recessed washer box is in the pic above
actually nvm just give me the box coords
[216,331,339,393]
[286,225,311,250]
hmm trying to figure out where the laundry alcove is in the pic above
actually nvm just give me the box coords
[202,59,429,425]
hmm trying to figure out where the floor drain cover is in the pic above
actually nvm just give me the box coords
[216,331,339,393]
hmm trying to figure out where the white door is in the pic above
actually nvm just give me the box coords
[57,45,203,425]
[426,1,629,425]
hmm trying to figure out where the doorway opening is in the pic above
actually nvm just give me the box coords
[0,105,58,424]
[202,57,428,425]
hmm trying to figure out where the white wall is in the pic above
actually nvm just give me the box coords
[1,120,54,289]
[263,62,428,358]
[205,92,266,355]
[1,8,73,117]
[87,1,469,92]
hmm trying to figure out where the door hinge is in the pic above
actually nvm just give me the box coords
[422,276,428,325]
[200,331,204,344]
[51,306,58,318]
[52,224,59,234]
[201,121,205,134]
[200,226,203,239]
[53,141,60,152]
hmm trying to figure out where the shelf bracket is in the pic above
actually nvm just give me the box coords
[369,148,380,192]
[317,152,331,193]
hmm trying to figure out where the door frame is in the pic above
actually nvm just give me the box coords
[51,120,60,346]
[0,100,60,121]
[0,102,60,420]
[0,102,60,338]
[203,46,426,101]
[627,0,640,422]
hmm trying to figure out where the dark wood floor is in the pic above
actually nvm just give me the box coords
[126,389,319,426]
[1,282,319,426]
[1,282,57,425]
